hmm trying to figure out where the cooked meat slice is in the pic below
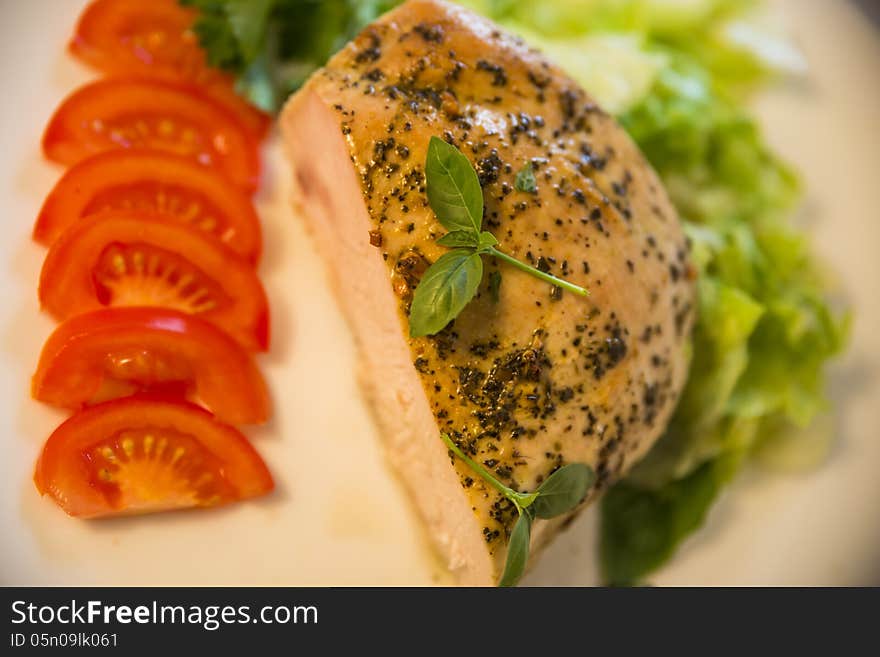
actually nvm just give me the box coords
[281,0,696,585]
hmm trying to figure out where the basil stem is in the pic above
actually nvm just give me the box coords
[485,246,589,296]
[440,433,538,513]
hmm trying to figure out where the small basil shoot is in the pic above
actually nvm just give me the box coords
[488,270,502,304]
[514,162,538,193]
[440,433,594,587]
[409,137,588,337]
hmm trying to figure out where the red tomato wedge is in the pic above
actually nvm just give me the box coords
[34,150,262,262]
[69,0,270,137]
[34,396,274,518]
[42,78,260,191]
[33,307,270,424]
[39,212,270,351]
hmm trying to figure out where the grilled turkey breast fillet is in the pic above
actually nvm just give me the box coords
[281,0,696,585]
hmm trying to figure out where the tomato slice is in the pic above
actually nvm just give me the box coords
[34,150,262,262]
[70,0,270,138]
[42,77,261,191]
[33,307,269,424]
[34,396,274,518]
[39,212,270,351]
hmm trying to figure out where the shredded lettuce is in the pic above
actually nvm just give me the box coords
[184,0,849,583]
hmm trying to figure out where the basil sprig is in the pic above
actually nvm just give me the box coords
[440,433,595,587]
[409,137,589,337]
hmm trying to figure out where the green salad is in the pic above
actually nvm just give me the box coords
[184,0,849,583]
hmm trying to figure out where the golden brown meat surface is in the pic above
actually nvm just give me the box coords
[282,0,696,584]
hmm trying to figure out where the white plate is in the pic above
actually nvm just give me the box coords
[1,0,878,586]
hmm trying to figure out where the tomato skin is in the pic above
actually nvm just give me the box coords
[34,396,274,519]
[70,0,199,73]
[69,0,270,138]
[33,307,270,424]
[42,77,261,191]
[34,150,262,263]
[39,212,270,351]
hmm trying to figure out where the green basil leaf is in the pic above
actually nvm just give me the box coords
[478,231,499,250]
[425,136,484,236]
[436,231,480,248]
[409,250,484,337]
[488,270,502,304]
[532,463,596,519]
[514,162,537,193]
[498,511,532,587]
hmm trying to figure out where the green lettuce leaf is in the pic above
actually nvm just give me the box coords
[601,444,747,586]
